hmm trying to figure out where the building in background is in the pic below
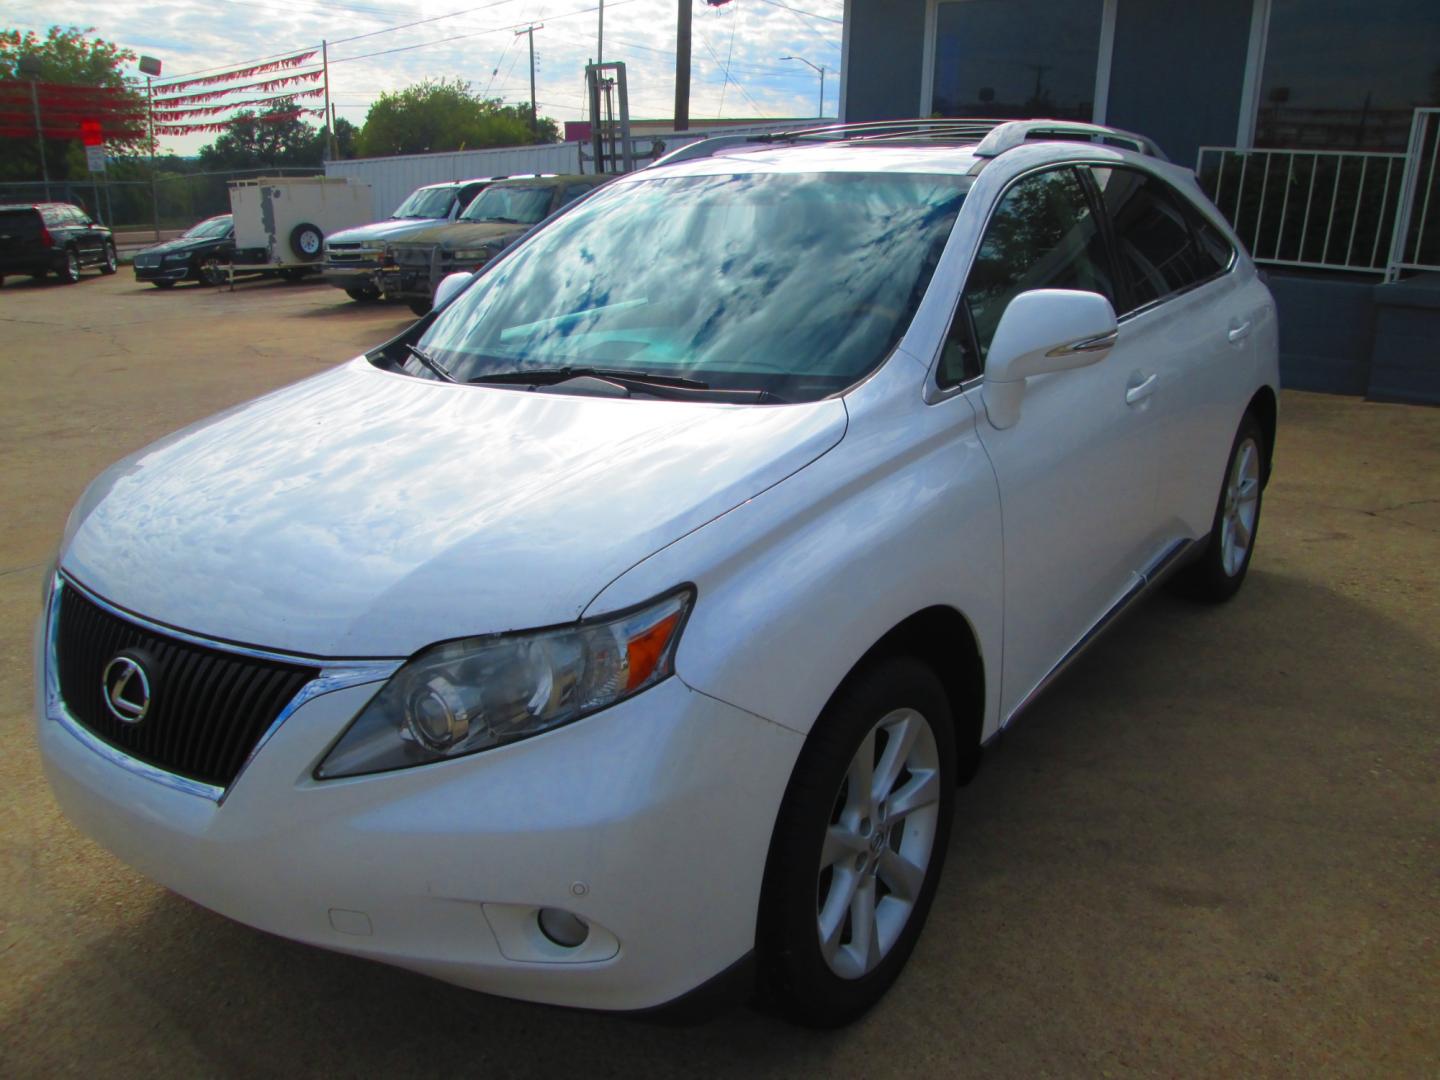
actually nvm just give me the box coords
[839,0,1440,403]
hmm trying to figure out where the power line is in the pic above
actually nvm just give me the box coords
[752,0,843,24]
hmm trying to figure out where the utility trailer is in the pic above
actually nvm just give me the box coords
[226,176,373,286]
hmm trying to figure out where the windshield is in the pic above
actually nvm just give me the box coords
[182,216,231,239]
[415,171,968,403]
[393,186,456,219]
[460,185,554,225]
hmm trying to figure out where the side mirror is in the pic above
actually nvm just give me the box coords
[433,271,473,311]
[982,289,1118,429]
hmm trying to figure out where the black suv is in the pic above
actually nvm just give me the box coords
[0,203,117,286]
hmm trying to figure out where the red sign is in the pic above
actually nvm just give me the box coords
[80,119,102,146]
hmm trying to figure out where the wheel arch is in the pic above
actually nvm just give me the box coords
[824,605,986,782]
[1247,385,1277,485]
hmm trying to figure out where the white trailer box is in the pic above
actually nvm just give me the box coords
[228,176,373,268]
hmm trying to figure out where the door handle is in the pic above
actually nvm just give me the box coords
[1125,372,1158,405]
[1227,320,1252,343]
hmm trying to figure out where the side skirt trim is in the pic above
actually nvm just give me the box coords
[994,537,1200,738]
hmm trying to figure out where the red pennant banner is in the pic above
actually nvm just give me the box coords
[153,68,321,107]
[154,106,325,136]
[151,51,318,94]
[155,86,324,121]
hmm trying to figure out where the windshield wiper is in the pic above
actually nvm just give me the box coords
[467,366,710,390]
[404,343,455,382]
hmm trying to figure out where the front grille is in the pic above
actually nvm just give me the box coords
[389,245,434,269]
[54,583,318,788]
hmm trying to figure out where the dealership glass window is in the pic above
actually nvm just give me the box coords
[1256,0,1440,151]
[930,0,1104,121]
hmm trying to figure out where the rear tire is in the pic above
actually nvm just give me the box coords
[198,256,226,286]
[1174,412,1266,603]
[758,656,955,1028]
[100,242,118,274]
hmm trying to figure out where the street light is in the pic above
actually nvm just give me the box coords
[780,55,826,119]
[17,53,50,199]
[138,56,162,241]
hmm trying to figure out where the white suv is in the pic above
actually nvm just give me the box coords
[37,120,1278,1027]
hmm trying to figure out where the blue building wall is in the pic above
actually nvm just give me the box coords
[843,0,927,122]
[1105,0,1252,167]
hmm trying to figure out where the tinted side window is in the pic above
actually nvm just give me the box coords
[561,184,597,207]
[456,184,484,212]
[964,167,1115,362]
[1091,168,1224,313]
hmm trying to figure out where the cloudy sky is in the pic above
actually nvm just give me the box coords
[7,0,844,153]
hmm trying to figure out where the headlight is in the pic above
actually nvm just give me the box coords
[315,587,694,779]
[163,252,189,262]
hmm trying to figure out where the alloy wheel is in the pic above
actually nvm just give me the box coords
[1220,437,1261,576]
[816,707,941,980]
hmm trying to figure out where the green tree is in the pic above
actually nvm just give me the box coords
[356,78,557,157]
[196,97,325,171]
[0,25,146,181]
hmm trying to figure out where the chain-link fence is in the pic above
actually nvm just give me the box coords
[0,167,322,233]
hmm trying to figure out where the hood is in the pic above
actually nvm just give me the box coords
[326,217,447,245]
[136,235,224,257]
[392,221,525,249]
[61,359,847,658]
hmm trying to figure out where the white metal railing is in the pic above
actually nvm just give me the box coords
[1387,107,1440,281]
[1198,107,1440,281]
[1196,145,1407,274]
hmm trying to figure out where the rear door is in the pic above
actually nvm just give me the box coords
[1085,166,1256,541]
[959,165,1165,720]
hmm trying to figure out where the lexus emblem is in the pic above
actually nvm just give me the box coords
[102,656,152,724]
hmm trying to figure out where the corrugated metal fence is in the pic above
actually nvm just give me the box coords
[325,144,582,219]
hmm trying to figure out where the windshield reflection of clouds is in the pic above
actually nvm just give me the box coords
[395,186,455,219]
[422,172,966,402]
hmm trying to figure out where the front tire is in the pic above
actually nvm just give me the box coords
[345,286,381,302]
[759,656,955,1027]
[408,298,432,317]
[59,248,81,284]
[1175,413,1266,602]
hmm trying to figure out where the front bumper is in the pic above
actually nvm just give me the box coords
[133,261,191,283]
[322,261,381,289]
[34,589,801,1011]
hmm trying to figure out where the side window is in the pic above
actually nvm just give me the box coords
[560,184,596,208]
[456,184,484,213]
[1090,168,1225,313]
[963,167,1116,363]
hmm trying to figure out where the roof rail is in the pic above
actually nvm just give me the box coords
[644,117,1168,170]
[973,120,1169,161]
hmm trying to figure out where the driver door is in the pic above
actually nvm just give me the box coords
[958,166,1165,720]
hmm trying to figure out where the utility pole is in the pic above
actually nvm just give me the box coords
[323,40,337,160]
[598,0,604,63]
[674,0,691,131]
[515,24,543,140]
[17,55,49,199]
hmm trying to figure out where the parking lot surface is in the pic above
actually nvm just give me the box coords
[1,272,1436,1077]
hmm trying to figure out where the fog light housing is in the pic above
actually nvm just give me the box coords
[537,908,590,948]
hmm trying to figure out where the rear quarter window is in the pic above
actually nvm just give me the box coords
[1090,168,1230,314]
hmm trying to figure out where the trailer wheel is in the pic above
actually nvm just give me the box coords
[289,223,324,262]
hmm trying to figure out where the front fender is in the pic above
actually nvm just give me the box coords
[584,355,1005,742]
